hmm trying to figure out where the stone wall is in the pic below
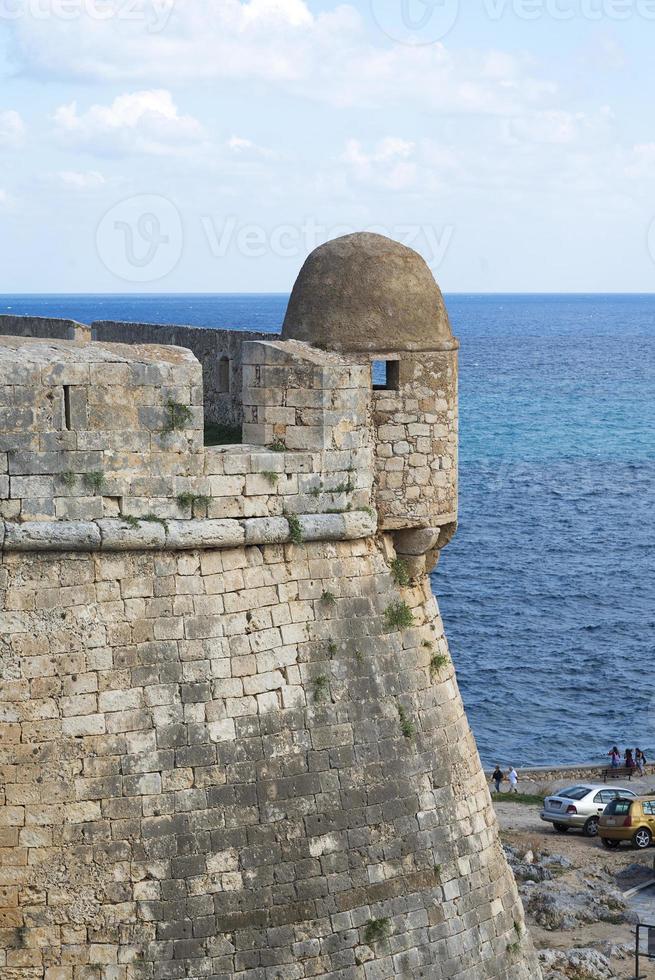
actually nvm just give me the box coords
[0,337,204,524]
[92,321,272,428]
[372,350,458,533]
[0,337,375,531]
[0,250,542,980]
[0,535,540,980]
[0,315,91,343]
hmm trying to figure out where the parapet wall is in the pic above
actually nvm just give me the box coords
[0,336,375,532]
[0,314,91,343]
[93,320,270,428]
[0,315,271,429]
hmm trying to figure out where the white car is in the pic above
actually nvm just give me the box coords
[540,784,637,837]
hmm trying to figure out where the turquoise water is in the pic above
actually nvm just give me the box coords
[2,292,654,767]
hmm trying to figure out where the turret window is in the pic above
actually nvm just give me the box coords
[372,359,400,391]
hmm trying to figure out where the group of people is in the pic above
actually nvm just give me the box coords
[490,765,519,794]
[607,745,647,775]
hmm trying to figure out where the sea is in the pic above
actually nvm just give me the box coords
[2,292,654,769]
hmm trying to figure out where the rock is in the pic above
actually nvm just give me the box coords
[503,844,552,883]
[538,947,616,979]
[542,853,573,871]
[525,874,632,931]
[597,942,632,961]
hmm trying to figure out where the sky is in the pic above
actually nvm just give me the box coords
[1,0,655,293]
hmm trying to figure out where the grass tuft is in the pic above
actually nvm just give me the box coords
[313,675,330,703]
[389,557,410,587]
[142,513,169,532]
[363,918,391,946]
[176,492,210,514]
[286,513,303,545]
[163,400,193,434]
[430,653,449,677]
[268,439,286,453]
[120,514,141,529]
[384,600,414,632]
[492,793,544,806]
[397,704,416,739]
[321,590,337,607]
[83,471,105,494]
[61,470,76,489]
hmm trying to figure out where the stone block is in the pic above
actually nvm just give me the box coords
[4,520,102,551]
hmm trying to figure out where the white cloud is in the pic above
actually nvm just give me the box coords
[57,170,107,189]
[5,2,553,115]
[52,90,205,156]
[0,110,26,149]
[625,143,655,180]
[341,137,417,189]
[505,107,613,146]
[227,135,275,158]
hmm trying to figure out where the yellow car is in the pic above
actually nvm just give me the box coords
[599,795,655,850]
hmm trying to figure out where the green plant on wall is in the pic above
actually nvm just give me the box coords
[83,471,105,494]
[363,918,391,945]
[397,704,416,739]
[176,492,210,514]
[389,557,410,587]
[430,653,450,677]
[163,400,192,434]
[286,513,303,545]
[384,600,414,632]
[313,675,330,703]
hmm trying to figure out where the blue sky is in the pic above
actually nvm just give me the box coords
[1,0,655,292]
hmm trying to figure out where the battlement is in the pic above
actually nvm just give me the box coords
[0,240,459,565]
[0,243,457,570]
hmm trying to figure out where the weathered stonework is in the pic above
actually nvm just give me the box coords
[0,234,541,979]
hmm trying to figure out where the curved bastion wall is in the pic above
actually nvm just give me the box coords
[0,234,540,979]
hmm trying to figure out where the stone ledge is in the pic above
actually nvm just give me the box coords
[0,510,378,552]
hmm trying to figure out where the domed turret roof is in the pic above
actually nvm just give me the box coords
[281,232,455,353]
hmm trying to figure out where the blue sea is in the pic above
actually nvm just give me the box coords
[2,292,654,768]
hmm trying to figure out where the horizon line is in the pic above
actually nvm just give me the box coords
[3,290,655,298]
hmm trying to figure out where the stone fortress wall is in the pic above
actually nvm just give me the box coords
[0,234,541,979]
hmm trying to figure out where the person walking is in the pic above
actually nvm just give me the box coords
[636,748,647,776]
[608,746,621,768]
[625,748,636,770]
[507,766,519,794]
[491,764,504,794]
